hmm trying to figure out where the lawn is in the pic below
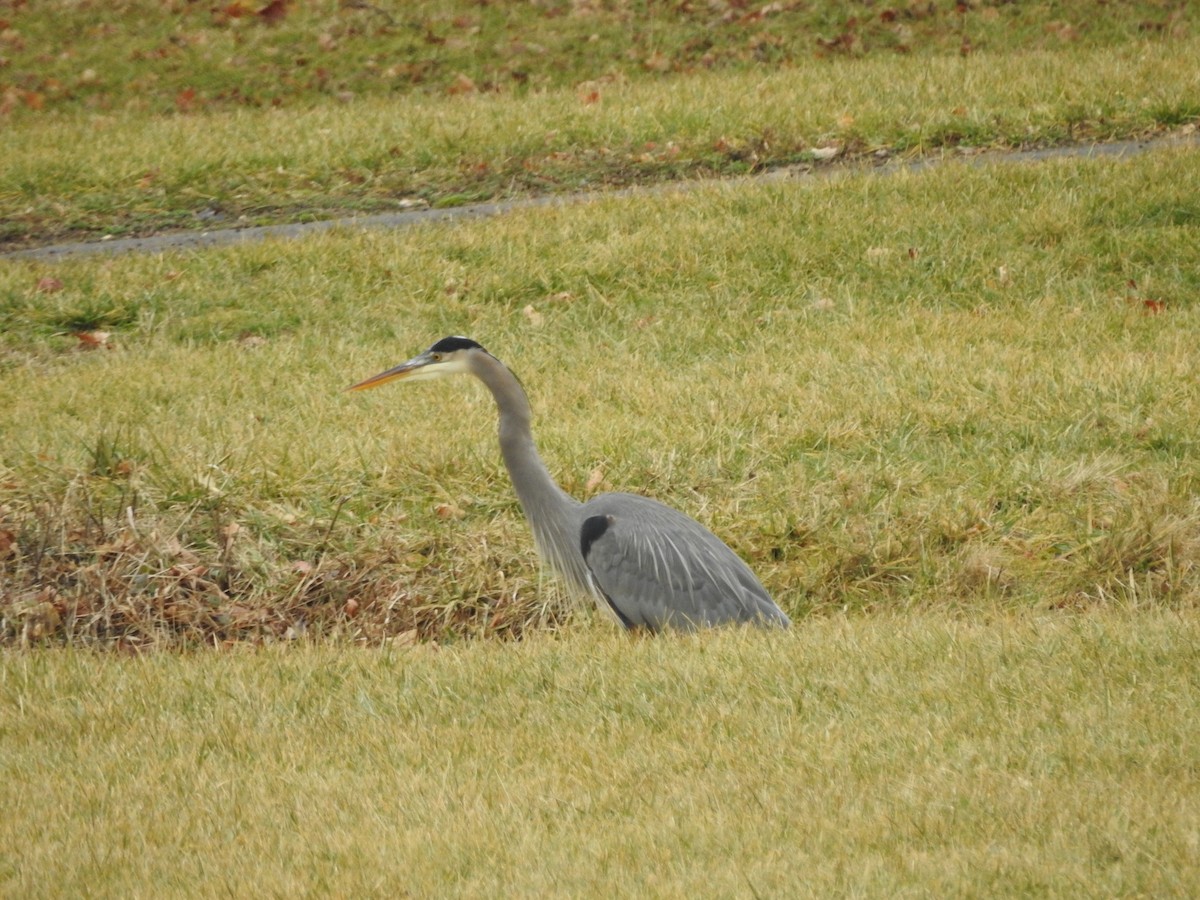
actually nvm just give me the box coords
[1,1,1197,246]
[2,2,1199,894]
[2,615,1198,895]
[3,145,1199,644]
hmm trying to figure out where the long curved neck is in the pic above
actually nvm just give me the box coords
[468,352,588,593]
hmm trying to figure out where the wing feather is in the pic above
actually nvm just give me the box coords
[577,493,790,632]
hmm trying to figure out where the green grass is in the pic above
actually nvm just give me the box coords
[2,614,1197,895]
[3,7,1199,891]
[2,146,1199,646]
[4,0,1189,119]
[1,2,1197,246]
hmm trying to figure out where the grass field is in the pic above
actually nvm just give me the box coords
[3,615,1198,895]
[3,146,1199,646]
[1,2,1197,246]
[2,2,1200,894]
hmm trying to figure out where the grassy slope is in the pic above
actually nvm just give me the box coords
[2,147,1198,645]
[1,2,1197,246]
[2,615,1198,895]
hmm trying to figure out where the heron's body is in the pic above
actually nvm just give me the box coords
[351,337,789,633]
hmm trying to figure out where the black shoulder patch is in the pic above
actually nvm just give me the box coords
[429,336,484,354]
[580,514,612,559]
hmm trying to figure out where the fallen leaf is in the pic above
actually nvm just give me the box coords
[586,468,605,492]
[447,72,476,95]
[76,331,112,350]
[1142,299,1166,315]
[36,276,63,293]
[257,0,289,25]
[175,87,197,112]
[345,597,360,617]
[435,502,464,520]
[522,304,544,327]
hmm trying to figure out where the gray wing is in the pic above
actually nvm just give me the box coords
[577,492,790,632]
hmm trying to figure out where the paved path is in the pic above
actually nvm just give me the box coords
[5,134,1197,263]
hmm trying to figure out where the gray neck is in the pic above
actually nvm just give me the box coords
[468,351,588,594]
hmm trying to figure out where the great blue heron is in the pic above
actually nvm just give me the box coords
[350,337,790,632]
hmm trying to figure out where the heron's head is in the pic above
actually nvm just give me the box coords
[349,336,488,391]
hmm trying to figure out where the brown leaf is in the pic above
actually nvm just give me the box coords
[434,502,464,520]
[36,276,63,293]
[585,468,605,493]
[447,72,476,95]
[76,331,112,350]
[0,528,15,558]
[258,0,290,25]
[175,87,197,113]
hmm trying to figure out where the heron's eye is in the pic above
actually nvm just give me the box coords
[431,352,442,362]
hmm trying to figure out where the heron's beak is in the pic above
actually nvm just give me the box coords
[347,352,435,392]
